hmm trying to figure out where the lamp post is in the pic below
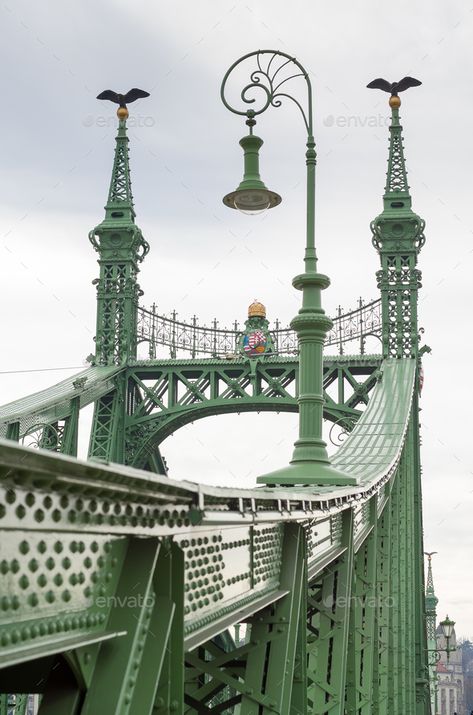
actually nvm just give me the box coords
[221,50,355,486]
[427,614,457,671]
[439,615,456,663]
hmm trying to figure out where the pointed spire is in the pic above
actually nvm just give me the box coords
[94,88,150,226]
[89,103,150,365]
[383,101,411,211]
[104,117,136,223]
[366,76,421,217]
[425,552,438,604]
[425,552,440,713]
[425,552,439,644]
[369,86,425,359]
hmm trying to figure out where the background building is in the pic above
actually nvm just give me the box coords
[436,624,464,715]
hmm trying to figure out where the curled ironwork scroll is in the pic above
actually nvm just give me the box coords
[329,417,357,447]
[136,298,382,359]
[21,423,60,450]
[220,50,313,135]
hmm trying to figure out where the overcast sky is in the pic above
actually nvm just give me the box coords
[1,1,472,635]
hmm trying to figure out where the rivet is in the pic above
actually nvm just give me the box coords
[28,593,39,607]
[11,629,20,643]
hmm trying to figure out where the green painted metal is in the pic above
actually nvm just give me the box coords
[222,50,354,487]
[0,695,28,715]
[371,96,425,360]
[424,554,439,712]
[0,55,432,715]
[136,296,382,358]
[0,365,121,443]
[346,507,378,714]
[388,468,401,713]
[412,395,431,713]
[237,306,275,358]
[373,501,392,714]
[0,355,379,473]
[306,508,354,713]
[0,357,427,713]
[89,117,149,366]
[125,355,379,469]
[81,537,160,714]
[87,380,126,464]
[223,130,282,212]
[183,522,307,714]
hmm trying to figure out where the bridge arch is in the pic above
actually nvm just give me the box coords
[124,357,378,469]
[127,399,361,470]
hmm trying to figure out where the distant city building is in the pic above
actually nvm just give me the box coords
[461,641,473,712]
[464,663,473,713]
[436,624,464,715]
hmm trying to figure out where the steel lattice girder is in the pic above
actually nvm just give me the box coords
[123,355,380,468]
[0,359,429,714]
[0,355,381,471]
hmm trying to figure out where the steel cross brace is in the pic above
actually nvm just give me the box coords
[184,524,307,715]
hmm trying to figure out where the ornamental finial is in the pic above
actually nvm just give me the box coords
[366,76,421,107]
[96,88,150,119]
[248,299,266,318]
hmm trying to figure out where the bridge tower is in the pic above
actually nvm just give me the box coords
[368,82,430,713]
[370,94,425,359]
[88,109,149,366]
[87,105,151,465]
[425,553,439,713]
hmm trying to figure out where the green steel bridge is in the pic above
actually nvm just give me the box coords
[0,52,432,714]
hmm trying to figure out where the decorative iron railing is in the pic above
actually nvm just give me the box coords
[137,298,382,358]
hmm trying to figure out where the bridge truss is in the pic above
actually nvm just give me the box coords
[0,57,431,715]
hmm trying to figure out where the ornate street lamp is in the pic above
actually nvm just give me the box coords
[222,111,281,214]
[440,615,456,662]
[221,50,355,486]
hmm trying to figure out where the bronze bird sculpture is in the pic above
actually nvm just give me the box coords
[96,88,150,118]
[367,76,421,108]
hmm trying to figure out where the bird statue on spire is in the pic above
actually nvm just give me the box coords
[97,88,150,119]
[367,76,421,108]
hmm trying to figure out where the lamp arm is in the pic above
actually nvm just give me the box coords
[220,50,313,137]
